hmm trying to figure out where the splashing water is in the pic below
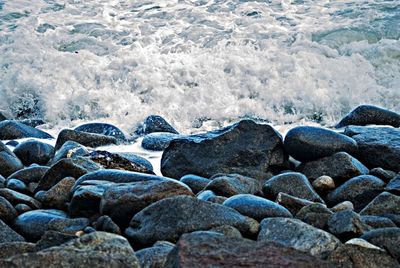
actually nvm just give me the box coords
[0,0,399,133]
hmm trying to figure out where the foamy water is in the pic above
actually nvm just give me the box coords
[0,0,399,133]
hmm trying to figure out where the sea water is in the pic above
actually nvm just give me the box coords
[0,0,399,134]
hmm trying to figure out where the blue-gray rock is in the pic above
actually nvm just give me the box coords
[336,105,400,128]
[204,173,261,197]
[0,141,24,178]
[55,129,117,150]
[0,188,41,209]
[15,204,32,214]
[180,174,210,194]
[360,228,400,261]
[223,194,292,221]
[161,120,288,180]
[6,179,29,194]
[196,190,227,204]
[262,172,324,203]
[295,203,333,230]
[326,175,385,211]
[75,123,126,140]
[0,219,25,243]
[276,192,315,215]
[327,210,371,241]
[18,118,46,128]
[5,140,19,147]
[114,152,153,172]
[93,215,121,235]
[369,168,397,182]
[361,215,397,229]
[344,126,400,172]
[48,217,90,235]
[0,196,18,222]
[51,141,89,164]
[34,177,75,210]
[0,120,53,139]
[136,241,175,268]
[0,242,36,259]
[360,192,400,219]
[13,139,54,166]
[142,132,182,151]
[284,126,358,162]
[385,174,400,193]
[137,115,179,135]
[7,166,49,184]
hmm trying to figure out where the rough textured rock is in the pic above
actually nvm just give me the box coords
[142,132,182,151]
[137,115,179,135]
[0,232,140,268]
[13,140,54,166]
[209,225,243,238]
[34,177,75,210]
[327,210,371,240]
[369,168,397,182]
[125,196,259,246]
[0,141,24,178]
[295,203,333,230]
[165,232,334,268]
[276,192,315,215]
[263,172,324,203]
[385,174,400,193]
[100,180,193,227]
[51,141,89,164]
[34,230,78,251]
[205,173,261,197]
[0,219,25,243]
[344,126,400,172]
[75,123,126,140]
[161,120,288,180]
[135,241,175,268]
[359,191,400,219]
[7,166,49,184]
[55,129,118,151]
[0,188,41,209]
[48,217,90,235]
[360,228,400,261]
[336,105,400,128]
[299,152,369,183]
[326,175,385,211]
[361,215,397,229]
[0,120,53,139]
[0,242,36,259]
[93,215,121,235]
[258,217,341,258]
[180,174,210,194]
[223,194,292,221]
[6,179,29,194]
[284,126,357,162]
[0,196,18,222]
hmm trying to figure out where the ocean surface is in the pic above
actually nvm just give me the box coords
[0,0,399,134]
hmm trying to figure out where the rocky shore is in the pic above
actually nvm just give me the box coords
[0,105,399,267]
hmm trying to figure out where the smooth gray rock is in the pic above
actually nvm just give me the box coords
[327,210,371,240]
[55,129,118,150]
[0,196,18,222]
[361,215,397,229]
[0,188,41,209]
[136,241,175,268]
[275,192,315,215]
[369,168,397,182]
[205,173,261,197]
[7,166,49,184]
[51,141,89,164]
[137,115,179,135]
[361,228,400,261]
[360,192,400,219]
[0,120,53,139]
[6,179,29,194]
[180,174,210,194]
[336,105,400,128]
[196,190,227,204]
[296,203,333,230]
[142,132,182,151]
[75,123,126,140]
[34,177,75,210]
[13,140,54,166]
[0,141,24,178]
[48,217,90,235]
[385,174,400,193]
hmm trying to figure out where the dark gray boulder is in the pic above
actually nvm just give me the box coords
[180,174,210,194]
[369,167,397,182]
[34,177,75,210]
[0,219,25,243]
[0,141,24,178]
[295,203,333,230]
[0,242,35,259]
[0,120,53,139]
[275,192,315,215]
[327,210,371,241]
[385,174,400,194]
[6,179,29,194]
[361,215,397,229]
[142,132,182,151]
[51,141,89,164]
[34,230,78,251]
[48,217,90,235]
[360,228,400,261]
[161,120,288,180]
[55,129,117,150]
[360,191,400,219]
[204,173,261,197]
[75,123,126,140]
[93,215,121,235]
[336,105,400,128]
[137,115,179,135]
[0,188,41,209]
[0,195,18,222]
[284,126,357,162]
[135,241,175,268]
[7,166,49,184]
[13,140,54,166]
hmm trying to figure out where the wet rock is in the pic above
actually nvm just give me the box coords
[51,141,89,164]
[142,132,183,151]
[13,140,54,166]
[0,232,140,268]
[312,175,335,193]
[165,232,333,268]
[258,217,341,258]
[55,129,118,150]
[296,203,333,229]
[34,177,75,210]
[284,126,357,162]
[6,178,29,194]
[385,174,400,194]
[205,173,261,197]
[326,175,385,211]
[0,242,35,259]
[5,140,19,147]
[0,120,53,139]
[18,118,46,128]
[7,166,49,184]
[0,188,41,209]
[137,115,179,135]
[48,217,90,235]
[93,215,121,235]
[360,228,400,261]
[361,215,396,229]
[275,192,315,215]
[327,210,371,241]
[180,174,210,194]
[336,105,400,128]
[223,194,292,221]
[35,230,78,251]
[0,174,5,187]
[15,203,32,214]
[0,141,24,178]
[0,219,25,243]
[115,152,154,172]
[359,191,400,219]
[369,167,397,182]
[12,209,68,241]
[299,152,369,183]
[100,180,193,227]
[135,241,175,268]
[262,172,324,203]
[161,120,288,180]
[344,126,400,172]
[196,190,227,204]
[125,196,259,246]
[75,122,126,140]
[331,201,354,212]
[0,196,18,222]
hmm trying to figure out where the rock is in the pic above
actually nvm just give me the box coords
[299,152,369,183]
[55,129,118,151]
[86,150,154,174]
[15,203,32,214]
[0,120,53,139]
[93,215,121,235]
[161,120,288,180]
[296,203,333,230]
[135,241,175,268]
[328,242,400,268]
[208,225,243,238]
[312,175,335,193]
[165,231,334,268]
[115,152,154,172]
[284,126,358,162]
[0,242,35,259]
[75,123,126,140]
[0,219,25,243]
[100,180,193,227]
[361,228,400,261]
[69,183,111,218]
[327,210,371,240]
[0,232,140,268]
[276,192,315,215]
[125,196,259,246]
[34,177,75,210]
[18,118,46,128]
[0,174,5,187]
[0,111,7,121]
[6,179,29,194]
[0,196,18,222]
[262,172,324,203]
[344,126,400,172]
[331,201,354,212]
[7,166,49,184]
[223,194,292,221]
[12,209,68,241]
[180,174,210,194]
[137,115,179,135]
[336,105,400,128]
[48,217,90,235]
[385,174,400,194]
[361,216,397,229]
[205,173,261,197]
[5,140,19,147]
[35,157,101,192]
[258,217,341,258]
[196,190,227,204]
[142,132,182,151]
[326,175,385,211]
[51,141,89,164]
[359,192,400,219]
[0,141,24,178]
[35,230,78,251]
[13,140,54,166]
[0,188,41,209]
[369,168,397,182]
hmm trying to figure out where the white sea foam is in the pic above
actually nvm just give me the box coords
[0,0,399,134]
